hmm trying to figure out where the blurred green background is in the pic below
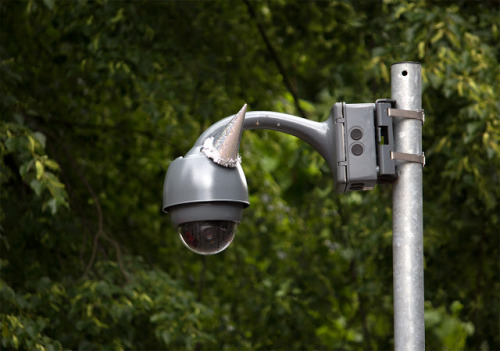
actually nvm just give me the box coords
[1,0,499,350]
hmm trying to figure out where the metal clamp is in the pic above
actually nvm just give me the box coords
[391,151,425,166]
[388,108,425,123]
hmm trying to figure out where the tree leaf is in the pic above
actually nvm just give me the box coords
[30,179,43,196]
[35,160,44,180]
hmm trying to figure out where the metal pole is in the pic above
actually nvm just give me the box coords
[391,62,425,351]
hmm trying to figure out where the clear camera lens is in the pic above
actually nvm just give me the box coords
[179,220,237,255]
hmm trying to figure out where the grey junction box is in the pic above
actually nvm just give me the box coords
[332,101,396,193]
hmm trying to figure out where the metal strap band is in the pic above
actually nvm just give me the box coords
[388,108,425,123]
[391,151,426,166]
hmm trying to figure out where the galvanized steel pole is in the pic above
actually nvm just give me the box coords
[391,62,425,350]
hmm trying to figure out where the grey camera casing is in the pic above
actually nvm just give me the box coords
[163,150,250,227]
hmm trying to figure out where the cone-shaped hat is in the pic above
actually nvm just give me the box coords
[202,104,247,168]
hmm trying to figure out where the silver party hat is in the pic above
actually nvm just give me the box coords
[202,104,247,168]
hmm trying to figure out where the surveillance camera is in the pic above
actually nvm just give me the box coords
[163,150,249,255]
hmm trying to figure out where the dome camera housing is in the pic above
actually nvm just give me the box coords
[163,150,249,255]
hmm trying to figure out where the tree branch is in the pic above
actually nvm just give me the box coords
[37,122,130,282]
[243,0,308,119]
[63,148,130,283]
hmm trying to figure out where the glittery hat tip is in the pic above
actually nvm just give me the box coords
[202,104,247,168]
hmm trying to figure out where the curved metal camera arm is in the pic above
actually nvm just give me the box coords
[187,111,336,171]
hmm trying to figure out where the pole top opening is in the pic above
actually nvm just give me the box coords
[391,61,421,66]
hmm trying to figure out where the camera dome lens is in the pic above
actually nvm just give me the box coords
[179,220,237,255]
[202,227,215,241]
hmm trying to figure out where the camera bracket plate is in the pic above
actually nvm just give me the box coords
[388,108,425,123]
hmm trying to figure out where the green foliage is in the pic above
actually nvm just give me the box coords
[1,259,214,350]
[1,122,68,214]
[0,0,498,350]
[425,301,475,351]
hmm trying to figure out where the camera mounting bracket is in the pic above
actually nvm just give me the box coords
[332,99,425,192]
